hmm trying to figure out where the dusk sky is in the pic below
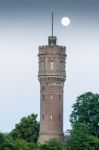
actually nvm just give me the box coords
[0,0,99,133]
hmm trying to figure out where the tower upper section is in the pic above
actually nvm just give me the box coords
[38,12,66,84]
[38,37,66,84]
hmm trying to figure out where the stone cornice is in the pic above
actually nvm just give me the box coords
[38,75,66,84]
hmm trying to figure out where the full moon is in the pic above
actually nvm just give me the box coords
[61,17,71,27]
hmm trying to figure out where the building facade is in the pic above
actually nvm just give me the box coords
[38,35,66,143]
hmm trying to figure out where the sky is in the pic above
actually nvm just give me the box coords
[0,0,99,133]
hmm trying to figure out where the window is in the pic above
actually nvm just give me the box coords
[60,60,63,63]
[59,114,61,121]
[50,115,53,120]
[42,114,44,120]
[59,95,61,100]
[40,60,44,71]
[50,94,53,100]
[42,86,44,90]
[42,94,44,100]
[59,60,64,70]
[59,86,62,90]
[50,61,54,70]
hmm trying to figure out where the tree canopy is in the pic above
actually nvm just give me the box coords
[10,113,39,143]
[70,92,99,137]
[41,140,65,150]
[0,133,15,150]
[1,92,99,149]
[66,123,99,150]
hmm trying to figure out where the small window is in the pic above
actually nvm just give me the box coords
[50,94,53,100]
[42,94,44,100]
[42,114,44,120]
[42,86,44,90]
[59,114,61,121]
[40,61,44,65]
[59,86,62,90]
[50,115,53,120]
[50,61,54,70]
[60,60,63,63]
[59,95,61,100]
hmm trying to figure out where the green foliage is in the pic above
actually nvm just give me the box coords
[1,92,99,149]
[39,140,66,150]
[0,133,4,145]
[88,136,99,150]
[0,114,39,149]
[0,133,15,150]
[0,133,36,150]
[67,92,99,149]
[28,142,36,150]
[70,92,99,136]
[14,139,29,150]
[65,123,99,150]
[10,113,39,143]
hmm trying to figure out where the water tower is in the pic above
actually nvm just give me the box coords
[38,13,66,143]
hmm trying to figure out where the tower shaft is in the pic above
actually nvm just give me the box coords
[38,36,66,143]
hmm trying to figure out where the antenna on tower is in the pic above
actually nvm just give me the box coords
[52,12,53,36]
[48,12,57,46]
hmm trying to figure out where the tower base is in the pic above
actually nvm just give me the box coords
[38,132,64,144]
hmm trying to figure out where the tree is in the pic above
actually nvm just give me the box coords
[0,133,35,150]
[70,92,99,136]
[39,140,65,150]
[0,133,15,150]
[65,123,99,150]
[14,139,29,150]
[0,133,4,146]
[10,114,39,143]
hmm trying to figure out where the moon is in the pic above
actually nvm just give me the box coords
[61,17,71,27]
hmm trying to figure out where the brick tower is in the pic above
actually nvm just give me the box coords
[38,13,66,143]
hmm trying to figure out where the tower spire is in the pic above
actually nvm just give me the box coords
[52,12,53,36]
[48,12,57,46]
